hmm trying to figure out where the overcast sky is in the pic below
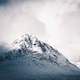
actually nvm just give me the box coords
[0,0,80,63]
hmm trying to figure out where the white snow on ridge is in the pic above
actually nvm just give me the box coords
[75,62,80,68]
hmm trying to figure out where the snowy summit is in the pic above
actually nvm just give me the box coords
[10,34,79,67]
[0,34,80,80]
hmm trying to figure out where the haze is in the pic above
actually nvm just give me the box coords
[0,0,80,63]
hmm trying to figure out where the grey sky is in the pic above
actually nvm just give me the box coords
[0,0,46,42]
[0,0,80,63]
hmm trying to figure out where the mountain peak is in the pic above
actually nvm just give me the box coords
[0,33,79,74]
[12,34,39,50]
[11,33,74,67]
[0,33,80,80]
[13,34,38,45]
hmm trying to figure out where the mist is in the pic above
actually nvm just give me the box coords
[0,0,80,63]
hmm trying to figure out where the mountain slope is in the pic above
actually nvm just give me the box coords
[0,34,80,80]
[11,34,78,67]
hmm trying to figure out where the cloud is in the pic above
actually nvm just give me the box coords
[0,0,46,43]
[0,0,9,6]
[0,0,80,62]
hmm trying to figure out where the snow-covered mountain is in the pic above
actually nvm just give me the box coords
[10,34,78,67]
[0,34,80,80]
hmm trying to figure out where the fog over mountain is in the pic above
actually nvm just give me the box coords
[0,0,80,68]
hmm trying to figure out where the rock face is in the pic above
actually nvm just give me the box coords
[0,34,80,80]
